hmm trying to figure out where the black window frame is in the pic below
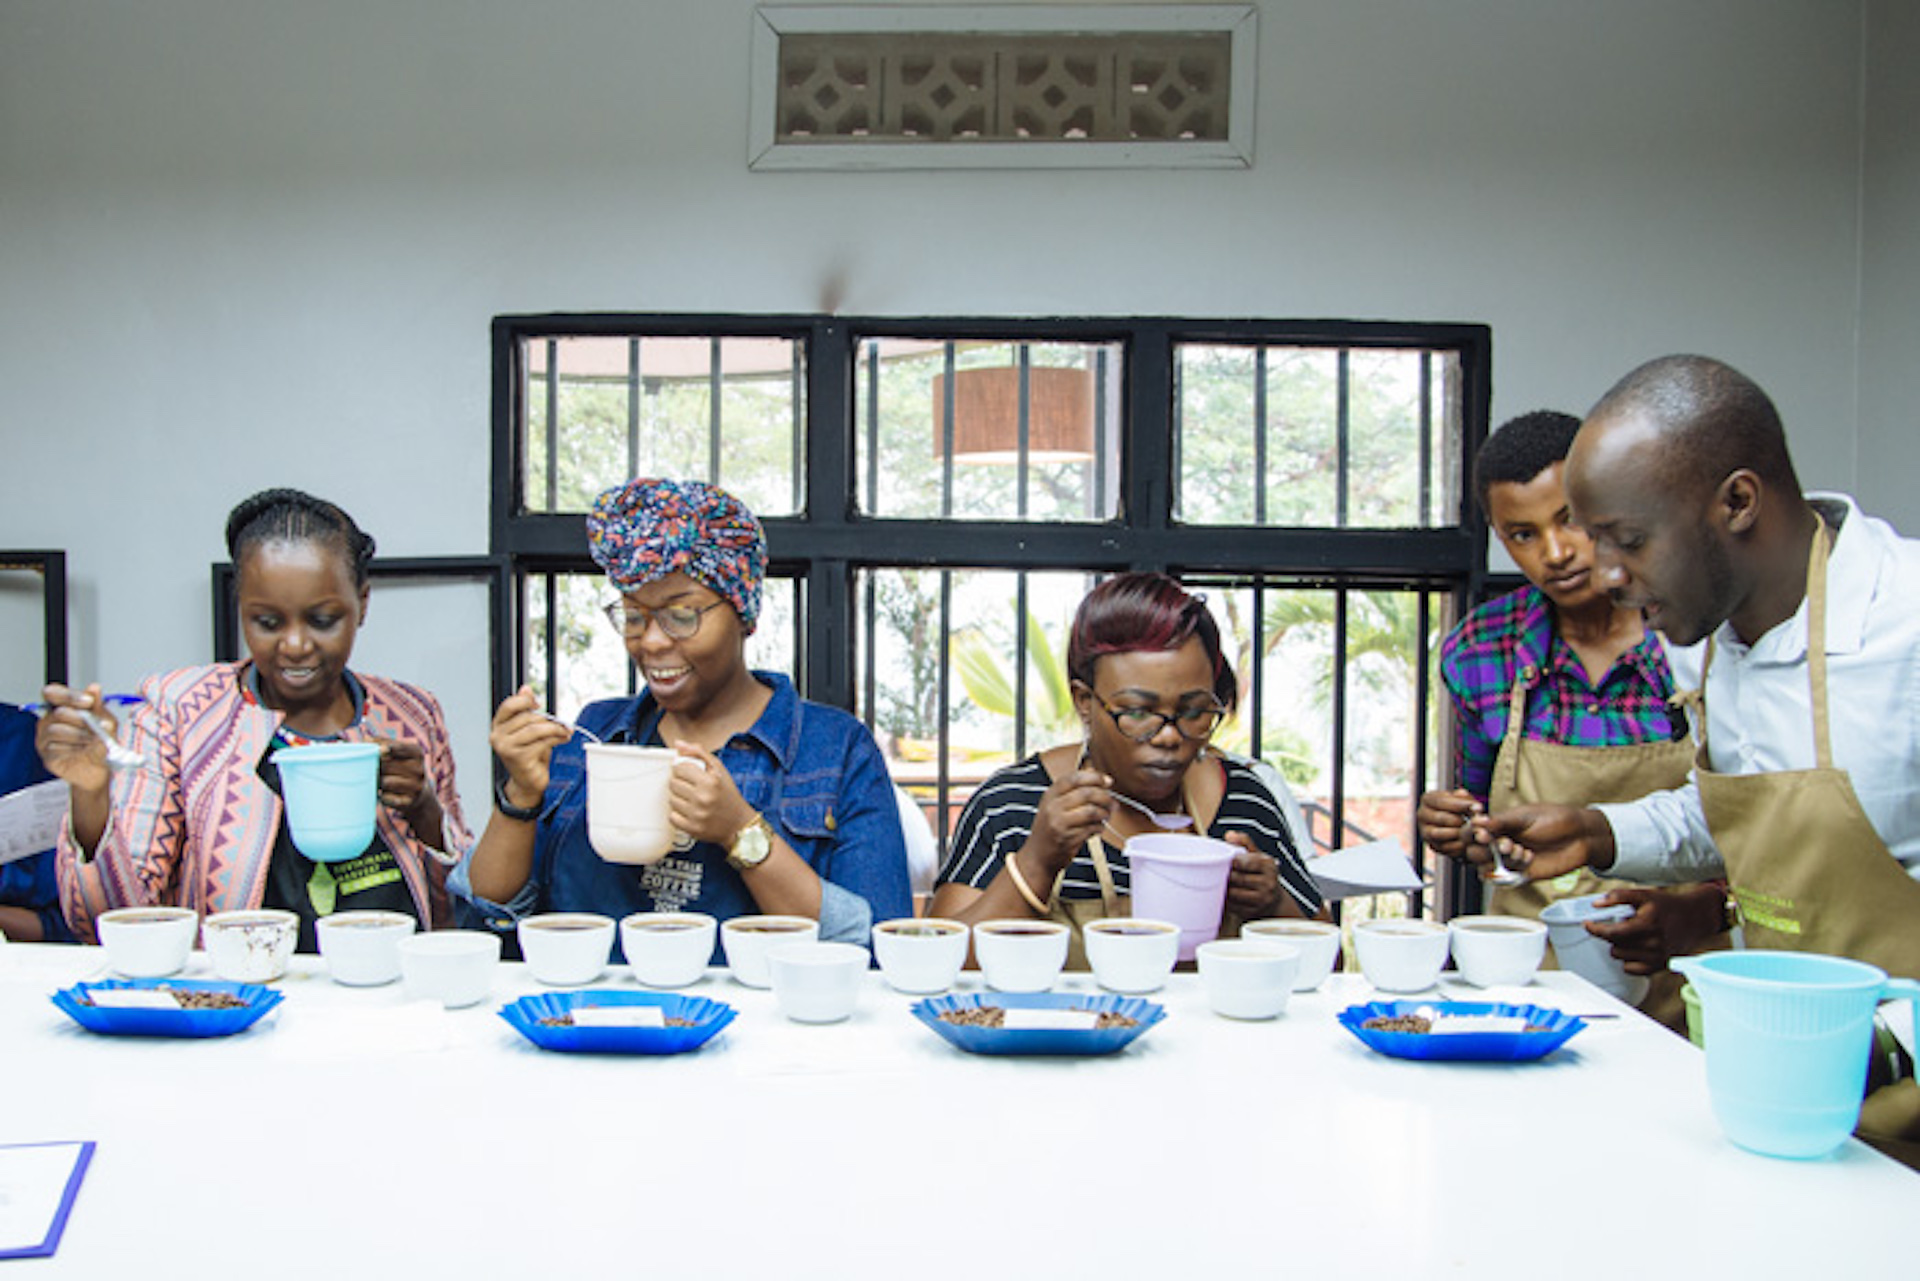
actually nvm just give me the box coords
[492,313,1496,917]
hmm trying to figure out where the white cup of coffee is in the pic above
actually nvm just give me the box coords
[870,918,969,994]
[96,906,199,978]
[973,919,1070,993]
[1197,938,1301,1019]
[1240,919,1342,990]
[1082,918,1181,994]
[315,910,416,986]
[585,744,703,865]
[622,911,718,988]
[1353,917,1450,993]
[720,915,819,988]
[1448,914,1549,988]
[517,912,615,986]
[201,909,299,983]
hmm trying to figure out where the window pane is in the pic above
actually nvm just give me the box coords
[856,337,1121,521]
[527,571,800,721]
[1176,343,1463,529]
[523,335,803,517]
[856,566,1093,852]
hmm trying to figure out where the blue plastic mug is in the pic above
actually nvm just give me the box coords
[1672,950,1920,1159]
[272,742,381,863]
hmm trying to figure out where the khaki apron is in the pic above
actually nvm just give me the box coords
[1037,756,1235,970]
[1485,668,1707,1029]
[1694,517,1920,1163]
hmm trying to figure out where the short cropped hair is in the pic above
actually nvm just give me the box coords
[1587,355,1801,502]
[1472,410,1582,516]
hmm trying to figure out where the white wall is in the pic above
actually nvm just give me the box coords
[0,0,1900,764]
[1858,0,1920,520]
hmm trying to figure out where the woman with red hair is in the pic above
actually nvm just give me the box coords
[930,572,1321,966]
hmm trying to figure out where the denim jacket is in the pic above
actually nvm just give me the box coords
[450,672,909,962]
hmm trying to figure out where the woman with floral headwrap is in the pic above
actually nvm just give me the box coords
[453,479,911,958]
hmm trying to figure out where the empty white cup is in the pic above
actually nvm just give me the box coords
[95,906,199,978]
[584,744,701,865]
[1448,914,1549,988]
[1539,894,1649,1004]
[870,918,969,994]
[1082,917,1181,994]
[621,911,718,988]
[202,909,299,983]
[766,941,868,1023]
[1240,919,1342,990]
[973,919,1070,993]
[517,912,615,986]
[721,915,819,988]
[1353,918,1450,993]
[1196,938,1300,1019]
[315,910,416,986]
[399,931,501,1008]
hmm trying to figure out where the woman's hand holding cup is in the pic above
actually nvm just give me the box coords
[663,741,739,846]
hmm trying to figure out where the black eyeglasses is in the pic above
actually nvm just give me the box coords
[602,599,726,639]
[1093,698,1226,743]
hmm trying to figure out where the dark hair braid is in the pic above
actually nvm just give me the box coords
[224,488,377,589]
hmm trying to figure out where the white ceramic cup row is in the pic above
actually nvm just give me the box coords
[1350,915,1550,992]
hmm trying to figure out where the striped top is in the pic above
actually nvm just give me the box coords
[935,754,1323,916]
[1441,583,1685,801]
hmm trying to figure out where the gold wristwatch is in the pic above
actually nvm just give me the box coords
[727,813,774,871]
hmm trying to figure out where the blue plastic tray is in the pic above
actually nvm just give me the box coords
[1337,1000,1585,1062]
[52,979,284,1038]
[498,990,735,1055]
[910,991,1165,1056]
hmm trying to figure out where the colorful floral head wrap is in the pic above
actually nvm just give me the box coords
[586,479,768,634]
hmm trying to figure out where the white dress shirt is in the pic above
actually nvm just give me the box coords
[1598,494,1920,884]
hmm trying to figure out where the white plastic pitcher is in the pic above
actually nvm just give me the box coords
[1125,834,1235,961]
[1672,950,1920,1160]
[585,744,694,865]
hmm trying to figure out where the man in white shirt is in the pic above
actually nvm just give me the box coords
[1472,354,1920,1158]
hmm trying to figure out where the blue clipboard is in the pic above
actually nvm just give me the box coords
[0,1141,94,1259]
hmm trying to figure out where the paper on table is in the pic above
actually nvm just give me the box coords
[0,1141,93,1259]
[0,781,67,866]
[1306,838,1425,900]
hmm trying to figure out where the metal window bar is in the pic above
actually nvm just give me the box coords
[1016,345,1032,519]
[1249,579,1265,760]
[940,344,957,518]
[1092,348,1109,518]
[543,574,560,711]
[1253,347,1269,525]
[791,343,806,514]
[1335,348,1351,529]
[1411,588,1435,918]
[708,338,723,486]
[1330,586,1349,848]
[936,570,954,864]
[1418,352,1433,527]
[1014,571,1029,761]
[626,338,642,481]
[544,338,559,513]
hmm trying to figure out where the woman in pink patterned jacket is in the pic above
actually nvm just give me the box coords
[40,489,472,949]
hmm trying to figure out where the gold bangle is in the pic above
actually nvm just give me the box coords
[1004,852,1052,916]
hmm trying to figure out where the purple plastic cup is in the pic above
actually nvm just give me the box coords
[1125,833,1236,961]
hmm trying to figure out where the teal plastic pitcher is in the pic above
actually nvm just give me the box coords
[272,742,381,863]
[1672,950,1920,1159]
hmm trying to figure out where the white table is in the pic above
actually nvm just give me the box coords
[2,943,1912,1277]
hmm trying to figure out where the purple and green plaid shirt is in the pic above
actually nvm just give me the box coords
[1440,584,1684,802]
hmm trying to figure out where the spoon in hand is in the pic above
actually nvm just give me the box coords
[535,711,603,744]
[1487,838,1527,887]
[1108,788,1194,831]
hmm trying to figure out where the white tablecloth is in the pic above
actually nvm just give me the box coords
[2,943,1911,1277]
